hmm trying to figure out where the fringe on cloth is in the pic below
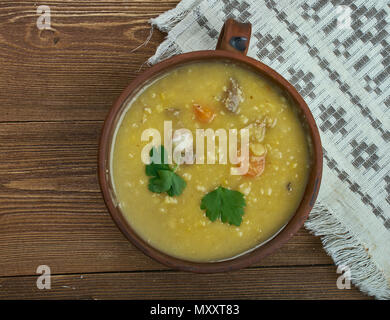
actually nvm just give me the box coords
[147,41,183,65]
[306,202,390,300]
[150,0,202,33]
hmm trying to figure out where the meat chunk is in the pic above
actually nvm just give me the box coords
[244,119,266,143]
[244,116,277,143]
[223,78,243,113]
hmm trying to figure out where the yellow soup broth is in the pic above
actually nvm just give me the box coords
[111,61,311,262]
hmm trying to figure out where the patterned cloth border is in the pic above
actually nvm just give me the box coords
[148,0,390,299]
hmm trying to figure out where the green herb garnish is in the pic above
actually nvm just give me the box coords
[200,186,246,226]
[146,146,186,196]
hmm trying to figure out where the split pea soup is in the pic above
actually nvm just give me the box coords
[111,61,311,262]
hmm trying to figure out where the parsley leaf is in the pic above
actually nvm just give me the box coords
[145,146,170,176]
[166,171,187,196]
[148,170,174,193]
[200,186,246,226]
[146,146,186,196]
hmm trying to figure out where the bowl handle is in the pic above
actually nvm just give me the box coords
[216,19,252,55]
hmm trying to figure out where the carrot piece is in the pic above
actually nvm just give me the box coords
[245,155,266,177]
[235,148,266,178]
[193,104,216,123]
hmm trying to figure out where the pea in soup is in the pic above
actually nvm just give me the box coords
[111,61,311,262]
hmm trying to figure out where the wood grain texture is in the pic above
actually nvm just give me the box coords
[0,266,367,300]
[0,0,174,121]
[0,0,370,299]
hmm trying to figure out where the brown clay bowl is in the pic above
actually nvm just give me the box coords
[98,19,323,273]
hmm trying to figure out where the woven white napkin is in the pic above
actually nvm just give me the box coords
[147,0,390,299]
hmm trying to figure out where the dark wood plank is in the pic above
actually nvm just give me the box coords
[0,266,370,299]
[0,121,333,277]
[0,1,177,122]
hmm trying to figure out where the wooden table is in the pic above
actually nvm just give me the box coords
[0,0,370,299]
